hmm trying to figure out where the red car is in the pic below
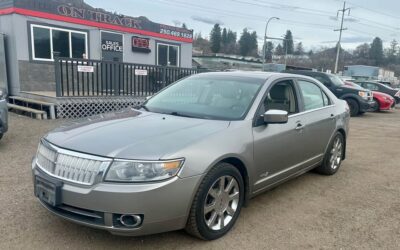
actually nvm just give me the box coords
[344,81,395,111]
[370,91,395,111]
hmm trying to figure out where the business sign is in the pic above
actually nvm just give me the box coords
[135,69,148,76]
[77,65,94,73]
[132,36,151,53]
[102,40,123,52]
[10,0,193,42]
[101,31,123,61]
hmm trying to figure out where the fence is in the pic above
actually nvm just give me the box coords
[54,57,203,97]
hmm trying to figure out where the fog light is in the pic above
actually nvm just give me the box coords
[115,214,142,228]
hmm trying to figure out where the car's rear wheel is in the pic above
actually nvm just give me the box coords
[372,98,380,112]
[314,132,345,175]
[185,162,244,240]
[345,98,359,117]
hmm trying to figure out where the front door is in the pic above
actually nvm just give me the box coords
[252,79,306,192]
[101,31,123,62]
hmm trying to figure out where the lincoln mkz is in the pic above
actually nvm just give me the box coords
[32,72,350,240]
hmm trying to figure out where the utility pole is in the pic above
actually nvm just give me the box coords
[334,1,350,74]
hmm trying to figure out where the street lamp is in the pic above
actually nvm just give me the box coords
[262,17,280,71]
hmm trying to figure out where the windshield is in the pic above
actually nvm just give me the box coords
[329,75,345,86]
[143,75,264,120]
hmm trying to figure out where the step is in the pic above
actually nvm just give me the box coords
[9,96,56,119]
[7,103,48,120]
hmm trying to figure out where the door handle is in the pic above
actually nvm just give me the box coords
[295,123,304,130]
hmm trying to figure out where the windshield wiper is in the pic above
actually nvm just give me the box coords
[169,111,198,118]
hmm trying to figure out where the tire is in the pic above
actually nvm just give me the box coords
[345,98,359,117]
[314,132,345,175]
[372,98,380,112]
[185,162,244,240]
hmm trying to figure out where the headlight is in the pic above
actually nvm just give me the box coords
[104,159,184,182]
[358,91,368,99]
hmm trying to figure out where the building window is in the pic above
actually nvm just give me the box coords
[31,24,88,61]
[157,43,180,67]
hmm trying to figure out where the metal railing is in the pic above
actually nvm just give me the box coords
[54,57,203,97]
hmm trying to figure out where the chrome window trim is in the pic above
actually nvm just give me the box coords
[288,104,335,118]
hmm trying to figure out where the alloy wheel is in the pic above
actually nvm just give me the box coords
[203,175,240,231]
[329,137,343,170]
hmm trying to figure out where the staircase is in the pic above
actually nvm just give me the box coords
[7,96,56,120]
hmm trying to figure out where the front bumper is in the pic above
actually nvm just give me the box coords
[32,162,203,236]
[359,99,376,112]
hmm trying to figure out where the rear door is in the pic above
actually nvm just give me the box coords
[295,78,336,161]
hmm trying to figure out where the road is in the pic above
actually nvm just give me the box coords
[0,110,399,249]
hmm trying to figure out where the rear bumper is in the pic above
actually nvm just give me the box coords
[32,162,203,236]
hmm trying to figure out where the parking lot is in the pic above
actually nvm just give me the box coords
[0,110,399,250]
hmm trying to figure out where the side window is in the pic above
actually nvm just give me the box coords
[264,80,298,114]
[367,83,379,91]
[312,75,330,86]
[322,91,331,106]
[298,80,328,111]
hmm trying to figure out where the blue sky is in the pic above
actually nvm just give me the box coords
[86,0,400,51]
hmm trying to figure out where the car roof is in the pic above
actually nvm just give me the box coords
[196,71,310,82]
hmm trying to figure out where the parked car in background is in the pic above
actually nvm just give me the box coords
[357,81,400,104]
[345,81,396,112]
[32,72,350,240]
[0,88,8,140]
[285,70,374,116]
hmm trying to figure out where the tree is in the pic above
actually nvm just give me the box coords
[221,28,228,47]
[283,30,294,55]
[238,28,258,56]
[294,42,304,55]
[369,37,384,66]
[264,41,274,62]
[275,44,284,56]
[224,29,237,54]
[227,30,237,44]
[386,39,398,64]
[210,24,222,53]
[193,33,211,54]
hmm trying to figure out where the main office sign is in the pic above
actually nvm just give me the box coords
[9,0,193,42]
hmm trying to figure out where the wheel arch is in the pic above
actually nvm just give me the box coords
[219,157,250,205]
[336,128,347,160]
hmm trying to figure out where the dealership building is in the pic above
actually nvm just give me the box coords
[0,0,194,109]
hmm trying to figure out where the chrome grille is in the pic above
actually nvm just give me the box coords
[36,141,110,185]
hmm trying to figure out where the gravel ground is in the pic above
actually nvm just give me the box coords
[0,110,399,250]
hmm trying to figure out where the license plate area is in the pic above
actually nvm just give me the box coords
[35,176,62,207]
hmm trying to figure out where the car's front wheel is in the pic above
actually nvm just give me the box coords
[185,162,244,240]
[345,98,359,117]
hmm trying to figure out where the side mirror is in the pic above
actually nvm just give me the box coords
[263,110,288,124]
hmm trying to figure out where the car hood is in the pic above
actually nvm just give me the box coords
[45,109,230,160]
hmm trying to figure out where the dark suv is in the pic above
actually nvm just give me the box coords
[285,70,374,116]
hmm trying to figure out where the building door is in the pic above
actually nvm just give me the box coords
[101,31,123,62]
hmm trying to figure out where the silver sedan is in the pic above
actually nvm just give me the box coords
[32,72,350,240]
